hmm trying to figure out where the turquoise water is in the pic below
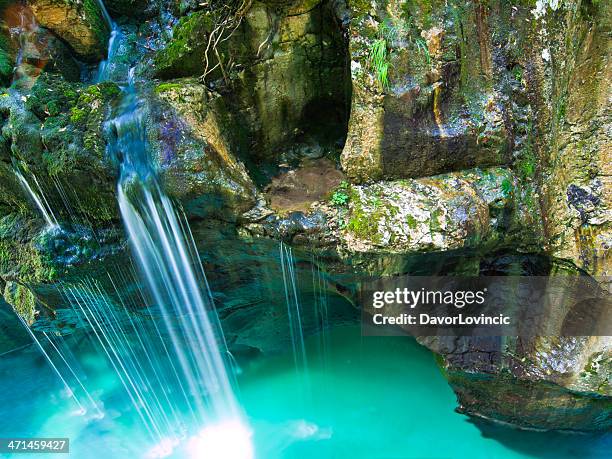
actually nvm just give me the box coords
[0,325,609,458]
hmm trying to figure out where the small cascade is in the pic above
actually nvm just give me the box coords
[9,1,252,456]
[94,0,113,31]
[279,243,310,389]
[94,0,125,84]
[96,24,122,83]
[311,254,330,369]
[14,168,59,228]
[101,24,251,453]
[8,3,37,83]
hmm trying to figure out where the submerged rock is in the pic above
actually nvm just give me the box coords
[422,334,612,432]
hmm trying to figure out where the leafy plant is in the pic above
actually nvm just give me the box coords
[413,37,431,64]
[501,178,513,197]
[367,17,431,89]
[330,181,350,207]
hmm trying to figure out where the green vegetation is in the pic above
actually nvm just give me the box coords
[501,178,513,197]
[367,16,431,89]
[368,38,390,88]
[82,0,111,47]
[155,83,184,94]
[406,214,418,229]
[330,181,350,207]
[516,121,537,180]
[0,34,13,86]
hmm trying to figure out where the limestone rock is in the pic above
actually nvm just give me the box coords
[28,0,110,62]
[148,79,258,219]
[339,167,541,254]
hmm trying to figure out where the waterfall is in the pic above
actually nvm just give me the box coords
[94,0,113,31]
[279,243,310,391]
[103,34,251,458]
[96,24,121,83]
[14,169,59,228]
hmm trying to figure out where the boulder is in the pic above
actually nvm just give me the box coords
[147,79,258,219]
[28,0,110,62]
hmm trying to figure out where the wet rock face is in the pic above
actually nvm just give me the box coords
[28,0,110,62]
[153,0,351,162]
[0,75,121,224]
[147,80,258,219]
[342,0,519,182]
[538,0,611,276]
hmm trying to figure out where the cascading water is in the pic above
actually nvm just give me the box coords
[279,243,310,393]
[14,168,59,229]
[100,13,252,458]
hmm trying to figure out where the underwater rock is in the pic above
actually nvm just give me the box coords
[28,0,110,62]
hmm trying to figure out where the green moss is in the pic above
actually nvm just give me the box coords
[0,220,56,284]
[154,11,214,78]
[347,187,384,244]
[3,281,36,323]
[0,34,14,86]
[70,107,86,124]
[349,0,372,17]
[82,0,111,48]
[155,83,184,94]
[501,178,513,197]
[429,208,443,233]
[406,214,418,229]
[347,209,382,242]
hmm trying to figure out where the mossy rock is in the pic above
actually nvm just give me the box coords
[3,281,36,324]
[29,0,110,62]
[153,11,214,78]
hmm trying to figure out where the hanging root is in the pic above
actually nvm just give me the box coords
[200,0,253,84]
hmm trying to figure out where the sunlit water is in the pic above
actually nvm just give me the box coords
[0,325,608,459]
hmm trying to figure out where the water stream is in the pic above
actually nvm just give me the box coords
[99,11,251,455]
[14,168,59,229]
